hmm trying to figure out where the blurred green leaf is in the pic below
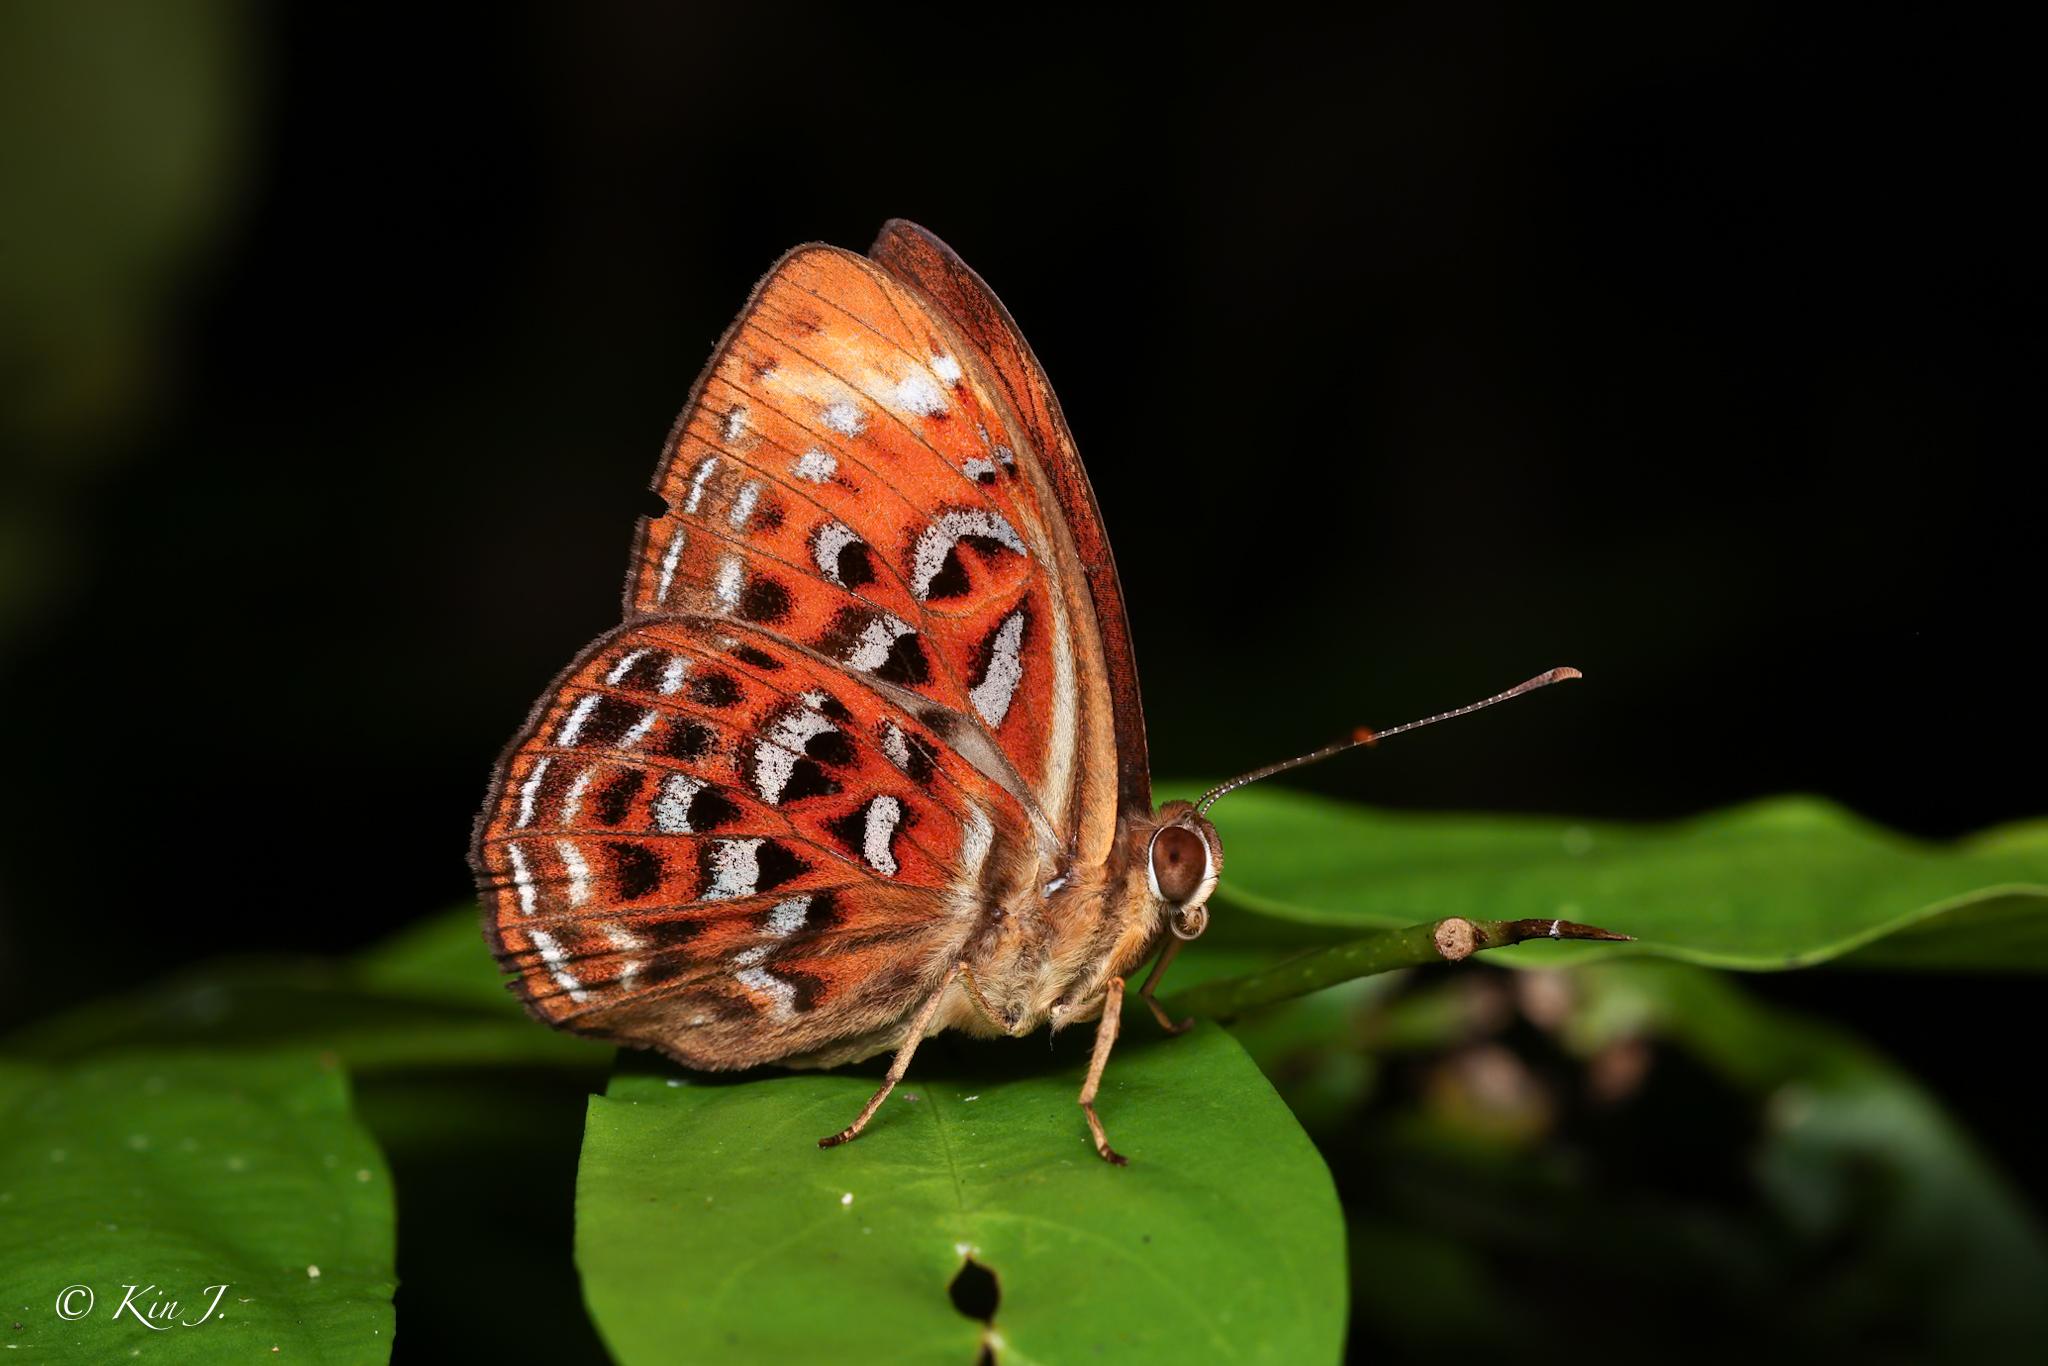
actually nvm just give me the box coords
[1326,961,2048,1364]
[1181,788,2048,971]
[577,1026,1345,1364]
[5,907,608,1073]
[1573,960,2048,1342]
[0,1051,394,1363]
[0,0,248,446]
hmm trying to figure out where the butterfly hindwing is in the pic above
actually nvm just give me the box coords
[472,617,1036,1066]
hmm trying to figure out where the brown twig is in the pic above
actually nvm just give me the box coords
[1159,916,1633,1020]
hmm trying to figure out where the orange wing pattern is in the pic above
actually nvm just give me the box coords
[473,617,1035,1067]
[620,247,1121,860]
[473,231,1147,1067]
[866,221,1152,829]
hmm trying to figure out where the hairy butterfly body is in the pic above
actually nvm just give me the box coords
[472,221,1210,1162]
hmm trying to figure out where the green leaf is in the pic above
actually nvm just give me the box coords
[0,1051,395,1363]
[1186,788,2048,971]
[5,908,608,1074]
[576,1027,1345,1364]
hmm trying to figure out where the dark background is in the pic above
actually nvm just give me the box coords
[1,0,2038,1339]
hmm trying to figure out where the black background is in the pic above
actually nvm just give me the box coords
[2,0,2039,1261]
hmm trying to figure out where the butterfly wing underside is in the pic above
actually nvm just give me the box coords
[471,228,1149,1066]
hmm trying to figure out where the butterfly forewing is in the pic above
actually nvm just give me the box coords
[621,246,1120,854]
[474,617,1036,1066]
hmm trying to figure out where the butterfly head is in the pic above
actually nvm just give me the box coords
[1144,800,1222,940]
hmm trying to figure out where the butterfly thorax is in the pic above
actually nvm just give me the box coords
[932,802,1221,1042]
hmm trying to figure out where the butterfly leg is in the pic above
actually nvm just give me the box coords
[1137,938,1194,1035]
[1077,975,1130,1166]
[819,962,962,1150]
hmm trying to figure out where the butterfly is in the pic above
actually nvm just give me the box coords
[469,220,1578,1164]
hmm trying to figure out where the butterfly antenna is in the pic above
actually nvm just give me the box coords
[1195,667,1583,815]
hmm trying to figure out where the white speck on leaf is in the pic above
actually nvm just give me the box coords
[840,1192,854,1206]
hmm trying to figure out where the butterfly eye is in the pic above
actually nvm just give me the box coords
[1148,826,1208,905]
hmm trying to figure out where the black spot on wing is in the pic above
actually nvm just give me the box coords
[806,729,856,767]
[779,758,841,803]
[924,546,970,600]
[882,724,938,785]
[756,840,809,892]
[783,968,828,1013]
[875,633,929,687]
[687,785,741,832]
[737,578,791,625]
[613,652,674,693]
[657,719,716,762]
[924,533,1016,603]
[592,771,644,826]
[689,670,742,708]
[835,539,876,588]
[638,914,710,954]
[730,644,781,670]
[608,843,664,901]
[822,807,865,860]
[562,695,643,749]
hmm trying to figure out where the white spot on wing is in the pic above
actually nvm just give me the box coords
[659,655,689,695]
[719,405,748,443]
[728,480,762,530]
[654,527,687,603]
[753,706,837,805]
[793,448,837,483]
[910,511,1028,600]
[684,456,719,513]
[963,457,996,483]
[704,838,763,900]
[812,521,861,586]
[894,372,947,416]
[605,649,649,686]
[969,610,1026,728]
[515,756,552,828]
[528,928,588,1003]
[557,839,591,907]
[932,353,962,383]
[714,554,744,610]
[619,708,660,749]
[765,895,811,938]
[506,842,536,915]
[862,796,903,876]
[733,965,796,1018]
[653,774,705,833]
[879,721,913,772]
[841,615,915,673]
[606,924,643,992]
[820,399,865,436]
[559,767,595,823]
[555,695,601,747]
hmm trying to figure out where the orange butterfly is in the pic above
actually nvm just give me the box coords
[470,221,1575,1163]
